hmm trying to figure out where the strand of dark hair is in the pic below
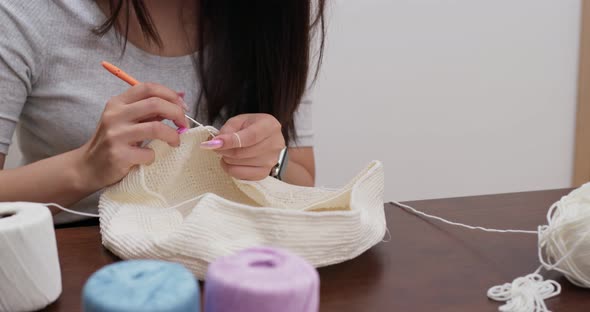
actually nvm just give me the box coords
[94,0,325,144]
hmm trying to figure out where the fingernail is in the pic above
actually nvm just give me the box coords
[177,127,188,134]
[200,139,223,149]
[178,95,189,111]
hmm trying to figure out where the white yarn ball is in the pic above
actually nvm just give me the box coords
[397,183,590,312]
[539,183,590,288]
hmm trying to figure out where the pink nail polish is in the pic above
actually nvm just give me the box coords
[200,139,223,149]
[177,127,188,134]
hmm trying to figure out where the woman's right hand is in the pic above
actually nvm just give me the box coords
[73,82,188,192]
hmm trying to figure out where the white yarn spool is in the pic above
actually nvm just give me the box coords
[0,202,62,312]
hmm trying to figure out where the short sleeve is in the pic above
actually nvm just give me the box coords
[290,96,314,147]
[0,1,45,154]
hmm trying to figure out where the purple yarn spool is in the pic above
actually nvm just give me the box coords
[204,246,319,312]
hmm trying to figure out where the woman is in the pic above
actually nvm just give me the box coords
[0,0,325,223]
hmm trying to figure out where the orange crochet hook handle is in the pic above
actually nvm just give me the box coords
[101,61,193,133]
[101,61,140,86]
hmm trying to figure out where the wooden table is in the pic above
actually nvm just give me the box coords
[42,189,590,311]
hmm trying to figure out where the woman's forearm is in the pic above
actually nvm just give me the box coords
[0,84,189,214]
[0,148,95,214]
[282,160,315,187]
[0,144,315,214]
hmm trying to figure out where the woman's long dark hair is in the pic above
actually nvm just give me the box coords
[95,0,326,143]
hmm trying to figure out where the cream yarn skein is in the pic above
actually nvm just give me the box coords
[98,126,387,279]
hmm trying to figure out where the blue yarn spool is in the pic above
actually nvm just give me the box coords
[83,260,200,312]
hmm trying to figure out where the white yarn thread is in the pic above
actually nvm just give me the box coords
[486,271,561,312]
[391,201,537,234]
[43,203,99,218]
[390,190,590,312]
[185,116,218,138]
[0,202,62,312]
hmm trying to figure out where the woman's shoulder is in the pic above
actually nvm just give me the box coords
[1,0,105,62]
[0,0,105,82]
[1,0,102,40]
[0,0,49,13]
[1,0,61,26]
[0,1,53,57]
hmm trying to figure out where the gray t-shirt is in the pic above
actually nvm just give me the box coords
[0,0,314,223]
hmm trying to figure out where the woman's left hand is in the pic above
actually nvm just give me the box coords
[201,113,285,180]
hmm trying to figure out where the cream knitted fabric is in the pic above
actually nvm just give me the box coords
[99,127,386,279]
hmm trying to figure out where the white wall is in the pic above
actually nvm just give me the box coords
[312,0,581,201]
[5,0,582,202]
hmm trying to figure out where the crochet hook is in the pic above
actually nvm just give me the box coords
[101,61,204,133]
